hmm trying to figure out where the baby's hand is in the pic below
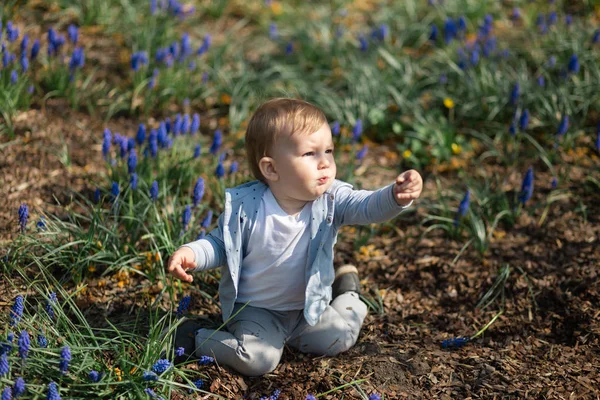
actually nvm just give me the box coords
[394,169,423,206]
[167,246,197,283]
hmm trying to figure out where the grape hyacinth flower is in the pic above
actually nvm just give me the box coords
[150,181,159,201]
[210,130,222,154]
[593,29,600,44]
[537,76,545,87]
[190,114,200,135]
[36,216,46,231]
[444,18,457,43]
[143,371,158,381]
[551,177,558,189]
[358,35,368,52]
[38,333,48,348]
[509,82,519,105]
[519,167,534,205]
[215,162,225,178]
[59,346,71,374]
[102,134,111,160]
[198,355,214,365]
[47,382,61,400]
[352,119,362,142]
[429,25,438,42]
[176,295,191,318]
[20,34,29,53]
[567,54,579,74]
[230,161,238,174]
[151,359,172,374]
[454,190,470,227]
[111,182,120,200]
[305,396,317,400]
[94,188,101,204]
[175,347,185,357]
[192,379,204,389]
[2,387,12,400]
[285,41,294,55]
[441,337,469,349]
[193,144,202,158]
[368,394,381,400]
[557,115,569,136]
[30,39,40,60]
[182,114,191,134]
[356,145,368,160]
[193,178,204,207]
[20,55,28,73]
[131,51,148,71]
[2,333,14,355]
[510,8,520,21]
[10,295,24,327]
[10,70,18,85]
[46,292,57,320]
[128,149,137,174]
[269,23,278,40]
[130,173,138,190]
[89,370,100,383]
[67,25,78,44]
[136,124,146,145]
[201,211,213,229]
[519,109,529,131]
[0,353,9,376]
[509,122,517,136]
[181,205,192,231]
[18,331,30,359]
[14,377,25,396]
[331,121,340,136]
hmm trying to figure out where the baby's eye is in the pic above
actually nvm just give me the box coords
[303,151,315,156]
[326,149,334,154]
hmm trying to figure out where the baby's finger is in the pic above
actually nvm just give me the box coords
[171,264,194,282]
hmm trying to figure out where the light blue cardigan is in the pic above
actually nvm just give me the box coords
[183,179,410,326]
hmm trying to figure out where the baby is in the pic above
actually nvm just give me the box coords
[167,98,423,377]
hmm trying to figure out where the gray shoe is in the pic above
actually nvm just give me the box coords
[332,264,361,299]
[161,318,204,364]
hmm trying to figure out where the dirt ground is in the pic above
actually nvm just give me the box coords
[2,105,600,399]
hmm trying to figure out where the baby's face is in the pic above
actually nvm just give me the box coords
[270,122,336,202]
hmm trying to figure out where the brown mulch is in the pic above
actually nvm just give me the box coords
[1,106,600,399]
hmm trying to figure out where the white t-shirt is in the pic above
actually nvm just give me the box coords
[236,188,311,311]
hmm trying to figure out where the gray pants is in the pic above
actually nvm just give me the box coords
[195,292,367,376]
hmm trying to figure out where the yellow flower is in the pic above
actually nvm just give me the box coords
[443,98,455,109]
[117,281,126,288]
[97,241,103,249]
[270,1,282,15]
[451,143,462,155]
[402,149,412,159]
[220,93,232,105]
[113,367,123,381]
[88,265,96,273]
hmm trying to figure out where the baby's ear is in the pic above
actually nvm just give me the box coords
[258,157,279,182]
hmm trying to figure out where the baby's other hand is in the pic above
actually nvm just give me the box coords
[394,169,423,206]
[167,247,197,283]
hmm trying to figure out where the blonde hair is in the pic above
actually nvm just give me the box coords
[245,98,327,183]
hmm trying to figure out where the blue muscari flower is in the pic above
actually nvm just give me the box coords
[131,51,148,71]
[210,130,222,154]
[440,74,448,84]
[30,39,40,60]
[111,182,120,199]
[18,204,28,233]
[454,190,470,226]
[182,205,191,231]
[197,34,211,55]
[537,75,545,87]
[20,54,29,72]
[38,334,48,348]
[482,36,496,57]
[151,359,172,374]
[59,346,71,374]
[130,173,138,190]
[18,331,30,360]
[331,121,340,136]
[150,0,157,14]
[136,124,146,145]
[201,211,213,229]
[20,34,29,54]
[119,137,129,159]
[470,49,479,66]
[27,85,34,94]
[198,355,214,365]
[229,161,238,174]
[305,396,317,400]
[547,11,557,26]
[164,116,171,133]
[143,371,158,381]
[180,33,192,59]
[356,145,368,160]
[14,377,25,396]
[510,8,520,20]
[519,109,529,131]
[89,370,100,382]
[368,394,381,400]
[36,216,46,231]
[0,353,9,376]
[551,177,558,189]
[565,14,572,26]
[592,29,600,44]
[444,18,457,43]
[457,16,467,32]
[128,149,137,174]
[190,114,200,135]
[127,137,135,151]
[202,71,209,83]
[519,167,534,205]
[10,70,18,84]
[196,230,206,240]
[215,162,225,178]
[176,295,191,317]
[358,35,368,52]
[429,25,438,42]
[557,115,569,136]
[47,382,61,400]
[509,83,519,105]
[10,296,24,327]
[175,347,185,357]
[269,23,278,40]
[149,134,158,158]
[182,114,190,134]
[66,25,79,44]
[102,134,111,159]
[193,379,204,389]
[285,41,293,55]
[150,181,159,201]
[94,188,101,203]
[441,336,469,349]
[172,114,182,136]
[46,292,57,320]
[352,119,362,142]
[509,122,516,136]
[2,51,10,68]
[144,388,159,399]
[7,21,19,42]
[548,55,556,67]
[69,47,85,71]
[2,387,12,400]
[567,54,579,73]
[194,144,201,158]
